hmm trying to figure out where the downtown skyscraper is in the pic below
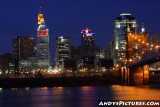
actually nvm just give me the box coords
[37,11,50,68]
[12,36,35,69]
[114,13,137,66]
[55,36,71,72]
[81,28,95,46]
[79,28,99,56]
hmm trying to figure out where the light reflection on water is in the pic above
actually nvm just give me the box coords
[111,85,160,100]
[0,85,159,107]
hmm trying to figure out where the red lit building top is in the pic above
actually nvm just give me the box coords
[81,28,92,34]
[38,30,48,37]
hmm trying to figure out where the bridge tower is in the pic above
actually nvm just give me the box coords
[121,24,150,85]
[127,29,148,63]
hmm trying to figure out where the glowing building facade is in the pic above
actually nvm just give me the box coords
[114,13,137,65]
[76,29,100,72]
[81,29,95,46]
[79,28,99,56]
[37,11,50,68]
[38,10,44,25]
[55,36,71,72]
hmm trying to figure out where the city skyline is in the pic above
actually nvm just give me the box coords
[1,0,160,65]
[0,1,160,106]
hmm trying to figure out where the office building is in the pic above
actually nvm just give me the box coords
[81,28,95,46]
[150,33,160,71]
[18,57,37,74]
[64,59,76,73]
[151,33,160,45]
[12,36,35,69]
[106,41,114,59]
[79,28,99,56]
[55,36,71,72]
[0,53,11,74]
[77,55,96,72]
[114,13,137,65]
[75,28,100,72]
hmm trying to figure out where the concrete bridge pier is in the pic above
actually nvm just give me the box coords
[121,65,149,85]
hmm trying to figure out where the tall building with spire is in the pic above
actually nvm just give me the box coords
[141,23,145,33]
[37,8,50,68]
[114,13,137,66]
[38,7,44,25]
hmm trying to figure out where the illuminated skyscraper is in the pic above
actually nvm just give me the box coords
[38,7,44,25]
[55,36,71,72]
[79,28,99,56]
[81,28,95,46]
[77,29,100,72]
[114,13,137,65]
[37,11,50,68]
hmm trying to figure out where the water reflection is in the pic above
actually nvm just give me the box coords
[111,85,160,100]
[0,85,159,107]
[79,87,97,107]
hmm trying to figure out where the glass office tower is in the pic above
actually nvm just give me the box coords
[114,13,137,66]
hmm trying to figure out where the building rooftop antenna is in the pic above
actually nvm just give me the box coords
[39,6,42,13]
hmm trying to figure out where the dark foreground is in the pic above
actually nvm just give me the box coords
[0,75,121,88]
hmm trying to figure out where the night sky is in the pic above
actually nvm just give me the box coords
[0,0,160,65]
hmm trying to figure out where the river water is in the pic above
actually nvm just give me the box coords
[0,85,160,107]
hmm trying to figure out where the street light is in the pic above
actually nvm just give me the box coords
[129,59,133,62]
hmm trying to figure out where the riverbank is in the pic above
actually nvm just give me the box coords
[0,74,159,88]
[0,75,121,88]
